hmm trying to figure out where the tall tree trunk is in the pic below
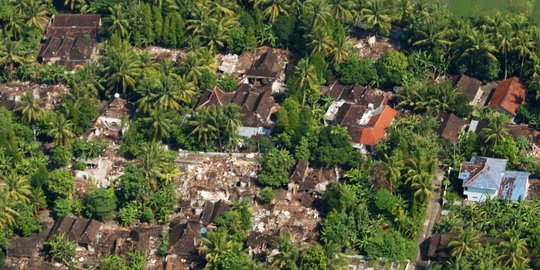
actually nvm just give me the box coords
[504,52,508,79]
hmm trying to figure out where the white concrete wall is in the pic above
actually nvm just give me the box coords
[464,187,496,202]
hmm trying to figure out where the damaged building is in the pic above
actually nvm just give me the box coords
[88,95,135,142]
[0,81,68,111]
[196,84,280,137]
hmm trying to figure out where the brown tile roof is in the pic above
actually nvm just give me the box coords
[168,221,202,258]
[488,77,526,116]
[456,75,482,102]
[46,14,101,39]
[245,50,281,79]
[130,226,163,255]
[290,160,309,183]
[197,84,277,128]
[437,113,465,142]
[38,36,97,69]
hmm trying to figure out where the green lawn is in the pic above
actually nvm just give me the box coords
[440,0,535,17]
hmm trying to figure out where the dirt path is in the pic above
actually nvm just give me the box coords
[408,170,443,270]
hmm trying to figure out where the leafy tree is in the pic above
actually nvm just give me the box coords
[324,183,359,212]
[118,202,139,226]
[226,26,256,54]
[85,188,117,221]
[218,74,237,92]
[272,16,297,48]
[376,50,409,88]
[13,203,41,236]
[53,198,73,218]
[258,187,274,203]
[363,228,415,261]
[257,148,294,188]
[314,125,355,168]
[215,201,252,242]
[337,55,378,85]
[116,164,149,205]
[50,146,73,166]
[45,235,76,266]
[301,244,328,270]
[45,169,75,199]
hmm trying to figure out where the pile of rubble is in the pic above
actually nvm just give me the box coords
[0,81,68,111]
[349,36,398,59]
[141,46,185,63]
[177,156,259,203]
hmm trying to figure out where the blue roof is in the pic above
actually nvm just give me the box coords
[459,156,530,200]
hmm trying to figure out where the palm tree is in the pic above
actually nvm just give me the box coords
[270,234,299,270]
[138,142,176,190]
[482,114,510,149]
[359,0,392,35]
[448,228,480,258]
[0,39,30,75]
[4,12,25,40]
[220,104,241,145]
[293,58,318,106]
[380,154,403,192]
[200,17,238,52]
[189,108,218,147]
[513,31,535,77]
[261,0,290,23]
[199,229,242,267]
[496,26,513,79]
[396,0,413,24]
[22,0,49,30]
[499,235,529,269]
[145,111,172,141]
[18,91,42,124]
[155,76,196,111]
[306,0,331,29]
[0,190,19,228]
[308,28,335,57]
[411,172,433,203]
[100,42,142,95]
[107,4,130,39]
[4,173,31,203]
[412,18,451,50]
[458,29,498,69]
[47,115,75,146]
[64,0,85,11]
[72,64,104,98]
[323,241,347,270]
[331,31,350,64]
[328,0,354,23]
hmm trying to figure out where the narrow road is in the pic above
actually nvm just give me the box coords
[409,170,443,270]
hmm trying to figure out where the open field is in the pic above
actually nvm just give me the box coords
[440,0,535,17]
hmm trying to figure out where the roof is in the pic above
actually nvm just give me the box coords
[168,221,202,258]
[455,75,482,102]
[47,217,103,247]
[507,124,540,147]
[488,77,526,116]
[38,36,97,69]
[459,156,530,200]
[359,106,397,145]
[322,81,390,107]
[46,14,101,38]
[437,113,465,142]
[290,160,309,183]
[245,50,281,79]
[196,84,277,128]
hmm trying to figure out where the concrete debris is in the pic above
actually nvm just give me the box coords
[0,81,68,111]
[349,36,397,59]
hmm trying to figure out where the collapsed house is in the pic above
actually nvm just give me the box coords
[88,95,135,142]
[288,160,341,195]
[38,14,101,69]
[0,81,68,111]
[507,124,540,160]
[196,84,280,137]
[454,75,484,106]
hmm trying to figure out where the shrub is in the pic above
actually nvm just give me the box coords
[73,161,86,171]
[53,198,73,218]
[85,188,117,220]
[139,206,154,223]
[157,230,169,256]
[45,235,76,266]
[259,187,275,203]
[119,203,139,226]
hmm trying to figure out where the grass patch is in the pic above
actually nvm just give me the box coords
[440,0,535,17]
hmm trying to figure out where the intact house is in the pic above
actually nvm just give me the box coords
[458,156,530,202]
[38,14,101,70]
[488,77,527,118]
[322,81,396,152]
[196,84,279,137]
[437,113,466,143]
[454,75,483,106]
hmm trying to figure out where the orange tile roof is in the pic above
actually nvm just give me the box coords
[359,105,397,145]
[488,77,526,116]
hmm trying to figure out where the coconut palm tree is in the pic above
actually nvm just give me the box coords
[0,39,30,75]
[154,76,196,111]
[411,172,433,203]
[72,64,104,99]
[145,111,172,141]
[359,0,392,35]
[499,235,529,269]
[107,4,130,39]
[270,234,299,270]
[482,114,510,149]
[4,12,25,40]
[18,91,42,124]
[22,0,49,30]
[496,26,514,79]
[306,0,331,29]
[380,153,403,192]
[47,115,75,146]
[412,18,451,50]
[189,108,218,148]
[448,228,480,258]
[323,241,347,270]
[396,0,413,24]
[261,0,290,23]
[293,58,318,106]
[4,173,31,203]
[331,31,350,64]
[139,142,174,190]
[0,190,18,228]
[220,104,241,145]
[513,30,535,77]
[308,28,335,57]
[199,229,242,268]
[328,0,354,23]
[100,42,142,95]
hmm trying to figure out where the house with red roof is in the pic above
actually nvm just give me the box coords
[488,77,526,117]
